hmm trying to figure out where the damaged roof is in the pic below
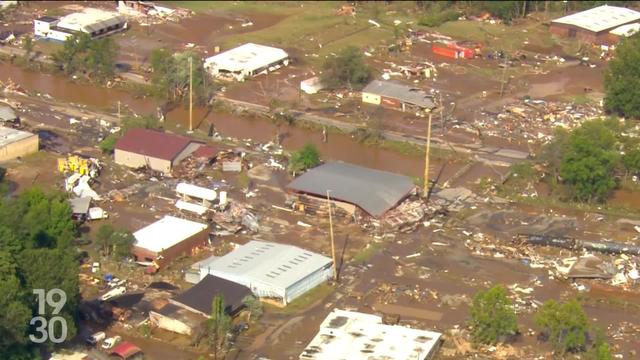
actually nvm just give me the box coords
[287,162,415,217]
[115,128,200,161]
[362,80,436,109]
[171,275,251,316]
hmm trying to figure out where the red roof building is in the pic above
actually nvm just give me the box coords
[114,128,204,174]
[110,342,142,359]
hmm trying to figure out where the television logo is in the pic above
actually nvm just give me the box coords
[29,289,67,344]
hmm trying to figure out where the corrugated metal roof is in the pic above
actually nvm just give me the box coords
[362,80,435,109]
[0,126,35,147]
[133,215,207,253]
[552,5,640,33]
[57,8,126,34]
[204,43,288,73]
[610,22,640,36]
[115,128,198,161]
[287,162,415,217]
[200,240,332,293]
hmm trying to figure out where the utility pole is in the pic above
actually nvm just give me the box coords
[423,112,433,197]
[188,56,193,132]
[499,55,508,98]
[326,190,338,281]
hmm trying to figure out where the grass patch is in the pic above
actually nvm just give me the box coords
[352,242,383,264]
[166,1,305,14]
[264,282,334,315]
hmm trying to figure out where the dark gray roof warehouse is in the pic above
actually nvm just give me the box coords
[362,80,436,109]
[287,162,415,217]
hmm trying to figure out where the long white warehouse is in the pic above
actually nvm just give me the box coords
[197,240,332,305]
[204,43,289,81]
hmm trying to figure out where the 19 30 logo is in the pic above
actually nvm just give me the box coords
[29,289,68,344]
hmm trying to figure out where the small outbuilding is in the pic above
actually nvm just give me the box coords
[0,126,39,162]
[299,309,443,360]
[197,240,333,305]
[550,5,640,44]
[287,162,416,218]
[114,128,204,174]
[609,23,640,42]
[362,80,435,113]
[0,105,18,123]
[132,215,208,267]
[204,43,290,81]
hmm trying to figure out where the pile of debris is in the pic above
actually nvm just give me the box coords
[464,99,603,144]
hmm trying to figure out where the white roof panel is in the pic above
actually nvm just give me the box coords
[200,240,332,292]
[176,182,216,201]
[134,215,207,253]
[175,200,208,215]
[0,126,35,147]
[552,5,640,33]
[57,8,124,33]
[610,22,640,36]
[204,43,289,73]
[300,309,442,360]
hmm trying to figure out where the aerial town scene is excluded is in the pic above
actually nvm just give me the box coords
[1,1,640,360]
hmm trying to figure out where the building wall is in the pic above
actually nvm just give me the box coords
[550,22,633,44]
[34,19,53,37]
[0,134,39,162]
[114,149,172,173]
[285,263,333,304]
[362,92,381,105]
[132,227,209,267]
[149,311,193,335]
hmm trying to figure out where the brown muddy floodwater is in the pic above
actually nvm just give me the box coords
[1,62,452,178]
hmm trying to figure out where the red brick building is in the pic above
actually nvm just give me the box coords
[550,5,640,45]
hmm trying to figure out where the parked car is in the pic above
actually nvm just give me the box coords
[85,331,106,346]
[101,335,121,349]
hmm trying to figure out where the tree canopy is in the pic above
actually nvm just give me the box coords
[605,34,640,118]
[288,143,321,174]
[0,187,79,358]
[535,299,589,354]
[321,46,372,90]
[52,33,118,81]
[207,295,231,360]
[95,224,135,259]
[468,285,518,345]
[149,48,214,105]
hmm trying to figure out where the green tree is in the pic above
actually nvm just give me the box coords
[0,251,32,357]
[321,46,372,90]
[537,127,570,190]
[22,35,34,62]
[535,299,589,354]
[604,34,640,118]
[95,224,115,256]
[95,224,134,259]
[99,133,119,154]
[288,143,321,174]
[207,295,231,360]
[85,37,118,80]
[468,285,518,345]
[150,48,213,104]
[242,295,263,322]
[622,147,640,177]
[559,119,619,202]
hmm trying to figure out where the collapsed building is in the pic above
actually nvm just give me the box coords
[287,162,416,218]
[361,80,436,113]
[194,240,333,305]
[34,8,127,41]
[204,43,290,81]
[299,309,442,360]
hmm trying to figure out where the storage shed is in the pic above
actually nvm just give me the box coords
[287,162,415,218]
[0,126,39,162]
[132,215,208,267]
[114,128,204,174]
[299,309,442,360]
[361,80,435,112]
[550,5,640,44]
[198,240,333,305]
[204,43,290,81]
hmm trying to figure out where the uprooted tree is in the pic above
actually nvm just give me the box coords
[468,285,518,345]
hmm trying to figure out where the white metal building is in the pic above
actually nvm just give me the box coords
[300,309,442,360]
[34,8,127,42]
[0,126,39,162]
[197,240,332,305]
[204,43,289,81]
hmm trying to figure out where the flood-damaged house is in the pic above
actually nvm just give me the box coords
[0,126,39,162]
[361,80,436,113]
[114,128,204,174]
[149,275,251,335]
[132,215,209,267]
[287,162,416,218]
[195,240,333,305]
[299,309,443,360]
[34,8,127,42]
[550,5,640,44]
[204,43,290,81]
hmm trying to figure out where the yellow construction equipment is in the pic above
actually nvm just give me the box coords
[58,155,90,176]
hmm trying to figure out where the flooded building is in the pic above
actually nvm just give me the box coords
[0,126,39,162]
[550,5,640,44]
[299,309,442,360]
[361,80,436,113]
[204,43,290,81]
[34,8,127,42]
[287,162,416,218]
[132,215,209,267]
[197,240,333,305]
[114,128,204,174]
